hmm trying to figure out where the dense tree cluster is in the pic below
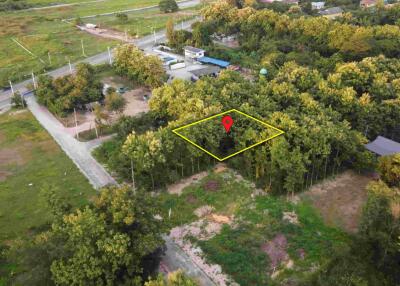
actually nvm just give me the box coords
[99,54,400,195]
[11,185,165,285]
[113,45,166,88]
[169,1,400,69]
[35,63,103,115]
[339,4,400,26]
[0,0,30,11]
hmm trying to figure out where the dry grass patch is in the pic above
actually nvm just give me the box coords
[302,170,372,233]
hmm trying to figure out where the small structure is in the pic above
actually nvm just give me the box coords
[365,136,400,156]
[85,23,97,29]
[184,46,205,60]
[319,7,343,18]
[197,56,230,68]
[260,68,268,76]
[312,1,325,9]
[190,66,221,81]
[360,0,377,7]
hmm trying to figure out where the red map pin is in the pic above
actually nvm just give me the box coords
[222,115,233,133]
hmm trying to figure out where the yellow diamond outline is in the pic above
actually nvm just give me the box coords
[172,109,285,161]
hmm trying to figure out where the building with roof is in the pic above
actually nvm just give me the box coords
[184,46,205,59]
[190,66,221,81]
[365,136,400,156]
[319,7,343,18]
[312,1,325,9]
[197,56,230,68]
[360,0,376,7]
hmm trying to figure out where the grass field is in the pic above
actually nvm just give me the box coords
[158,169,350,285]
[85,7,200,38]
[0,0,168,87]
[0,110,96,242]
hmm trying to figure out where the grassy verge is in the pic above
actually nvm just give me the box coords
[0,110,96,240]
[0,110,96,283]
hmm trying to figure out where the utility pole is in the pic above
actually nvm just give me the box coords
[107,47,112,65]
[68,59,72,73]
[81,39,86,57]
[31,71,37,89]
[48,51,52,65]
[74,108,79,140]
[153,28,156,44]
[9,80,14,95]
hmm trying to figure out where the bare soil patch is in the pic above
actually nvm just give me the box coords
[0,147,24,181]
[303,170,372,233]
[167,171,208,195]
[57,110,94,128]
[203,180,220,192]
[261,233,288,271]
[121,87,150,117]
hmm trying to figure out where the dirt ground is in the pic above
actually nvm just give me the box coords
[121,87,150,117]
[302,170,373,233]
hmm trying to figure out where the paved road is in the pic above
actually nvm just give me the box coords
[0,17,199,112]
[25,94,116,189]
[162,236,216,286]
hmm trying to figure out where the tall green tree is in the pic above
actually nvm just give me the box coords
[47,185,165,286]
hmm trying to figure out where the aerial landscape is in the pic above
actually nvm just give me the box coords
[0,0,400,284]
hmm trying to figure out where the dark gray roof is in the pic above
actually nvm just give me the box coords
[190,66,220,77]
[319,7,343,15]
[184,46,205,53]
[365,136,400,156]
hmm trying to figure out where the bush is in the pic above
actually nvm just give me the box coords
[115,13,128,22]
[11,91,26,108]
[159,0,178,13]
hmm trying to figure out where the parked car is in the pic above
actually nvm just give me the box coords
[117,87,127,94]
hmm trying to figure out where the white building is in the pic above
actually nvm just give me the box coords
[184,46,205,60]
[312,1,325,10]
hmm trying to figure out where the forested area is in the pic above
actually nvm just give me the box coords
[5,0,399,284]
[92,2,400,283]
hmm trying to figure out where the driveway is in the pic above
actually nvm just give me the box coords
[25,94,116,189]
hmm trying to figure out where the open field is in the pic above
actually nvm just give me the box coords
[83,6,200,38]
[158,168,350,285]
[0,110,96,243]
[0,0,197,87]
[302,171,372,233]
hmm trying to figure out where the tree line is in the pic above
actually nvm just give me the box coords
[98,52,400,196]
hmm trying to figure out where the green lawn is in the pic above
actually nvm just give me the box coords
[158,170,350,285]
[0,110,96,242]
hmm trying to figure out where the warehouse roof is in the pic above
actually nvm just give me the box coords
[365,136,400,156]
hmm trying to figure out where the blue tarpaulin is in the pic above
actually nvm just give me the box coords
[197,56,230,68]
[365,136,400,156]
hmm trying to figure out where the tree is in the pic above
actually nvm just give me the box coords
[11,91,26,108]
[48,185,165,285]
[166,18,175,44]
[378,154,400,187]
[122,131,166,190]
[105,92,126,114]
[159,0,178,13]
[113,44,166,88]
[116,12,128,22]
